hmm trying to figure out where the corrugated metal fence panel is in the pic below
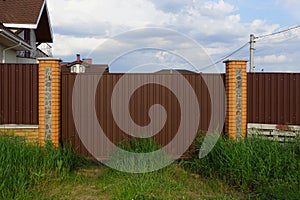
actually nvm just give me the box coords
[247,73,300,125]
[0,64,38,124]
[61,72,226,159]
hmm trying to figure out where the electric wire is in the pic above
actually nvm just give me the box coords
[201,42,249,71]
[252,26,300,72]
[201,25,300,71]
[255,25,300,40]
[255,26,300,57]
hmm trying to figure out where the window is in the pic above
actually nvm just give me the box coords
[71,64,85,73]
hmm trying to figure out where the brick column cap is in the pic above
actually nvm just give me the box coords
[37,58,62,62]
[223,59,248,64]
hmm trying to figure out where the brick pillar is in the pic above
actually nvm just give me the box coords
[38,58,61,147]
[224,60,247,140]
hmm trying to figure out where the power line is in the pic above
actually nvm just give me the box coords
[201,25,300,71]
[200,42,249,71]
[249,25,300,72]
[256,31,300,45]
[255,25,300,40]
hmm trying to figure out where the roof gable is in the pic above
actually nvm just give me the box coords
[0,0,45,25]
[0,0,53,43]
[35,4,53,43]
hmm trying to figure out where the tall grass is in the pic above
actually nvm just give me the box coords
[0,136,83,199]
[117,137,162,153]
[106,137,170,173]
[182,136,300,199]
[98,138,240,199]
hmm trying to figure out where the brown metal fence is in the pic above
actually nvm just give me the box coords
[1,62,300,158]
[61,69,226,159]
[2,62,299,159]
[0,64,38,124]
[247,73,300,125]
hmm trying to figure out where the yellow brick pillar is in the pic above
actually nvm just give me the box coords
[224,60,247,140]
[38,58,61,147]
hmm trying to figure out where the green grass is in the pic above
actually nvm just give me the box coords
[94,164,242,200]
[182,136,300,199]
[96,137,242,199]
[0,136,84,199]
[7,134,299,199]
[0,135,244,199]
[106,137,170,173]
[32,164,243,200]
[117,137,162,153]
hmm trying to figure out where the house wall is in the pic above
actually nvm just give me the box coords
[1,29,47,63]
[0,44,18,63]
[25,29,38,59]
[16,57,38,63]
[0,43,38,64]
[12,29,40,63]
[30,29,37,50]
[18,31,24,39]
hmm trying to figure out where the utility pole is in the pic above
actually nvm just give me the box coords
[249,34,255,72]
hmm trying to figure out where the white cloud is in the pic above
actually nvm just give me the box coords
[275,0,300,17]
[256,54,289,63]
[52,34,105,57]
[48,0,173,31]
[46,0,298,72]
[205,47,229,56]
[48,0,278,40]
[249,20,280,35]
[276,0,300,7]
[200,0,236,17]
[149,0,191,13]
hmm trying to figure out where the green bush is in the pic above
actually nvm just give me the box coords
[182,136,300,199]
[0,136,83,199]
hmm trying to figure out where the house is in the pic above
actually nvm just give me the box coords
[0,0,53,63]
[61,54,109,73]
[155,69,197,74]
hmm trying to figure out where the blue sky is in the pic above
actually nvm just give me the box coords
[227,1,295,24]
[47,0,300,72]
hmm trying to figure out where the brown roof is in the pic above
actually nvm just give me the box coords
[61,63,109,74]
[0,0,52,43]
[156,69,197,74]
[0,0,45,24]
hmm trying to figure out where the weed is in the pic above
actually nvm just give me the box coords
[96,164,241,199]
[0,135,83,199]
[107,137,170,173]
[182,135,300,199]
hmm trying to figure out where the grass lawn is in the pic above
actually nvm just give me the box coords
[31,164,245,200]
[1,135,300,199]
